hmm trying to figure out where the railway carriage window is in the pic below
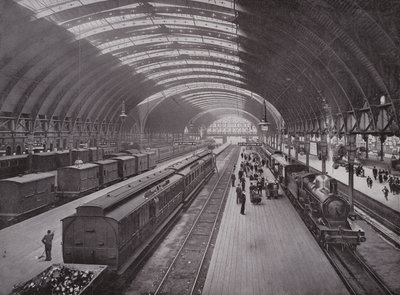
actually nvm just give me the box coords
[51,184,55,192]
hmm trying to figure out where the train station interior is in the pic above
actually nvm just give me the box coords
[1,1,400,294]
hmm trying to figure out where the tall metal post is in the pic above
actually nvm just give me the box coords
[320,133,328,175]
[295,134,299,160]
[363,134,369,159]
[287,135,292,161]
[380,135,386,161]
[347,134,357,217]
[305,133,310,169]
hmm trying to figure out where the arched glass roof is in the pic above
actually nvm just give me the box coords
[13,0,264,127]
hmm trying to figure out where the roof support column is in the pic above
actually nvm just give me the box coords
[320,132,328,175]
[304,133,311,169]
[347,133,357,218]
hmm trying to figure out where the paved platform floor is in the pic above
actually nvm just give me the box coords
[283,148,400,213]
[202,152,348,295]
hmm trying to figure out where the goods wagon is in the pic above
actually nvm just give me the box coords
[72,149,90,163]
[0,154,29,179]
[95,160,119,187]
[133,153,148,173]
[89,147,103,162]
[57,150,72,168]
[112,156,136,179]
[57,163,100,198]
[142,151,157,170]
[0,173,56,228]
[31,152,59,172]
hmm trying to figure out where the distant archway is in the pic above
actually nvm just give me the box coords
[6,146,11,155]
[16,145,22,155]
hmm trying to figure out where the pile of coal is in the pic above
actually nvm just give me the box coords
[13,265,94,295]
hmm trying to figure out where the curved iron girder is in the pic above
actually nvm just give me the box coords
[138,86,281,125]
[238,15,351,121]
[296,1,400,130]
[0,31,71,112]
[191,108,261,128]
[48,0,235,25]
[236,2,392,128]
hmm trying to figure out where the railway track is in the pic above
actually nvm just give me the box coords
[279,171,397,295]
[152,146,239,295]
[325,246,394,295]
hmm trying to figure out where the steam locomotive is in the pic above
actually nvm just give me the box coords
[263,151,366,248]
[62,149,216,272]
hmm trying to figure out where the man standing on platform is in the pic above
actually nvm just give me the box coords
[373,166,378,180]
[382,186,389,200]
[41,230,54,261]
[236,184,242,204]
[241,176,246,192]
[231,172,236,187]
[238,168,243,181]
[240,192,246,215]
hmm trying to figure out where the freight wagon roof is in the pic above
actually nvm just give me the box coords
[141,151,156,155]
[0,154,28,161]
[32,152,57,157]
[56,150,70,154]
[0,172,55,183]
[94,159,117,165]
[133,153,147,158]
[72,149,89,152]
[107,174,183,221]
[112,155,135,161]
[61,163,99,170]
[123,149,140,154]
[76,169,175,216]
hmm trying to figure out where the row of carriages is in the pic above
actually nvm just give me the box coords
[0,142,209,228]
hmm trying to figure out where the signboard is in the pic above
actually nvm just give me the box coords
[174,141,196,145]
[260,126,269,132]
[238,142,262,146]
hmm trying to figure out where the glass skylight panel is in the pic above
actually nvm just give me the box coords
[191,0,234,9]
[139,65,241,78]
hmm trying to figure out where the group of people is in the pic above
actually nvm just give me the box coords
[366,166,400,200]
[231,150,270,215]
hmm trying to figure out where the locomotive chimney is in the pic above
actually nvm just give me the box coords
[330,179,338,194]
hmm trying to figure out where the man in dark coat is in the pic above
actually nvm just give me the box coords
[42,230,54,261]
[238,169,243,181]
[236,184,242,204]
[241,176,246,192]
[372,166,378,180]
[231,172,236,187]
[240,192,246,215]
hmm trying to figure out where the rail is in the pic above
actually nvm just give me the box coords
[325,246,394,295]
[153,146,238,295]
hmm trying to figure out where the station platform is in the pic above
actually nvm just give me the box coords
[202,152,348,295]
[283,148,400,213]
[0,144,228,295]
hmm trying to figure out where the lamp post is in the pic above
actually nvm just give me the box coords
[119,100,128,149]
[258,101,271,146]
[347,133,357,218]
